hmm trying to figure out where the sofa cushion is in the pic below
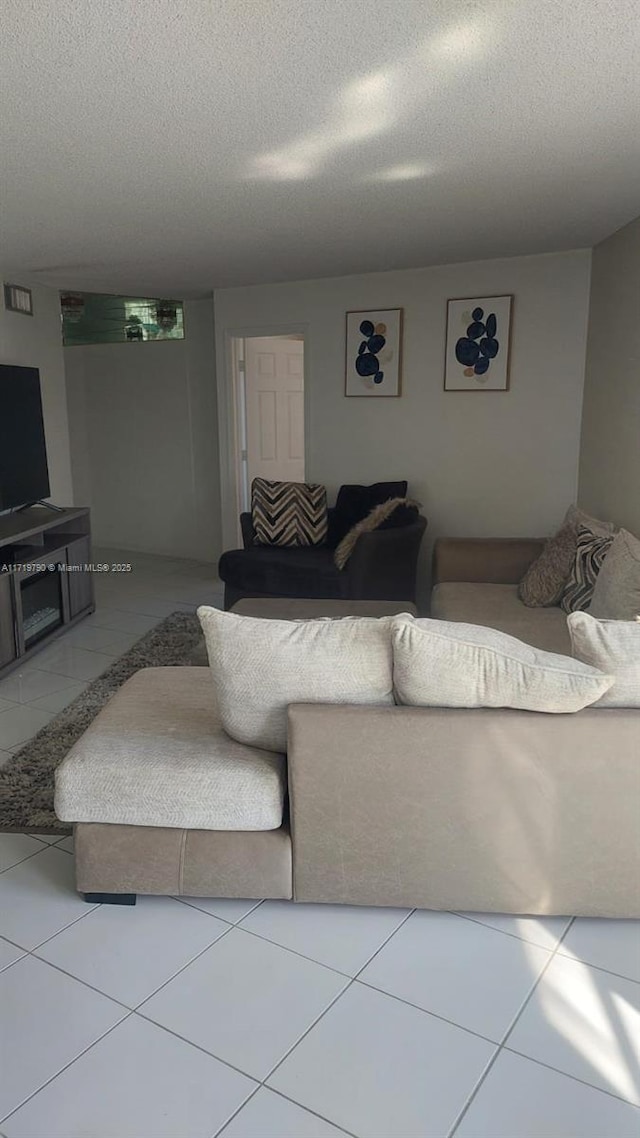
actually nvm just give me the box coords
[568,505,616,538]
[197,606,396,751]
[568,611,640,708]
[391,617,613,713]
[326,481,408,548]
[218,544,347,599]
[431,581,571,655]
[251,477,328,547]
[518,519,577,607]
[54,667,286,831]
[589,529,640,620]
[561,526,615,613]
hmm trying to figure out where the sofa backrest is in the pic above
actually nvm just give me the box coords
[286,701,640,917]
[433,538,545,585]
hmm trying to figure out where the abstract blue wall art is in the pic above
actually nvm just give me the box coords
[345,308,403,396]
[445,296,512,390]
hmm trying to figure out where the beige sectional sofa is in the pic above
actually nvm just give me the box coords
[431,537,571,653]
[55,589,640,919]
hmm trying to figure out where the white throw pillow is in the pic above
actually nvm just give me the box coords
[391,617,613,712]
[567,611,640,708]
[589,529,640,620]
[197,607,396,750]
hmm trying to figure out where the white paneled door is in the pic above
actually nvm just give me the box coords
[244,337,304,488]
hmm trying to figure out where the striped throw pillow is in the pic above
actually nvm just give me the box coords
[561,526,614,613]
[251,478,328,547]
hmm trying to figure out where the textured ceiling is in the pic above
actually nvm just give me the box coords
[1,0,639,296]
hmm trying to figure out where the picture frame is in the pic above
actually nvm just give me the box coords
[444,295,513,391]
[345,308,403,397]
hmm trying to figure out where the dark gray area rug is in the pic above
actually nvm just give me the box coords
[0,611,206,835]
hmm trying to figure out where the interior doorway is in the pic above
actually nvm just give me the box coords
[233,335,305,516]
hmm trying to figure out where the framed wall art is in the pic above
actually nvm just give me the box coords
[345,308,403,397]
[444,295,512,391]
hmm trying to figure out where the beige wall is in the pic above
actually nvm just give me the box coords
[578,215,640,533]
[65,298,221,561]
[215,250,592,597]
[0,279,74,504]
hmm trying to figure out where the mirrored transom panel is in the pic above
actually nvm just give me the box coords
[61,292,185,345]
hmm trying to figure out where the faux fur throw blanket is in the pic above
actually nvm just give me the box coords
[334,497,420,570]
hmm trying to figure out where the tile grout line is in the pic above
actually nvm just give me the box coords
[259,1085,360,1138]
[220,919,375,981]
[131,917,240,1015]
[133,918,359,1089]
[23,902,238,1015]
[3,900,413,1135]
[0,844,63,875]
[173,896,264,922]
[547,953,640,987]
[211,1085,264,1138]
[257,906,418,1094]
[454,910,572,949]
[129,1014,266,1088]
[6,896,639,1129]
[0,925,256,1129]
[214,1082,361,1138]
[446,915,577,1138]
[6,897,102,952]
[501,1044,640,1108]
[11,950,133,1014]
[0,1009,136,1128]
[353,976,511,1049]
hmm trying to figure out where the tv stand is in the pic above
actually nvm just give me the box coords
[0,507,94,677]
[17,500,67,514]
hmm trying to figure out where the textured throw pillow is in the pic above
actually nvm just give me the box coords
[568,611,640,707]
[561,526,615,613]
[326,481,408,548]
[197,606,396,751]
[334,497,420,570]
[391,616,613,712]
[251,478,327,547]
[518,505,615,608]
[589,529,640,620]
[518,520,577,607]
[565,505,616,539]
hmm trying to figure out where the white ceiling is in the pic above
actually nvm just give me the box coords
[1,0,639,297]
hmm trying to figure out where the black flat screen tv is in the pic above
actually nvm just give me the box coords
[0,364,50,512]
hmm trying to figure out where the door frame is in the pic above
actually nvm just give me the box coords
[217,322,310,551]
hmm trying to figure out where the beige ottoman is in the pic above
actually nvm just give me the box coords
[55,667,292,904]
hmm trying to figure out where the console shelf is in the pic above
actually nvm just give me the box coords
[0,506,94,676]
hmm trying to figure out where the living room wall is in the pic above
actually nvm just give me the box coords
[64,298,221,562]
[0,278,74,503]
[578,214,640,534]
[214,249,592,592]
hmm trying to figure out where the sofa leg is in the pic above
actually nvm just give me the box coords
[84,892,137,906]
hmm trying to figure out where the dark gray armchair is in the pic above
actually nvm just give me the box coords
[218,507,427,611]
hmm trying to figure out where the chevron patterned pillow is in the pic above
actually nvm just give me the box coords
[561,526,615,613]
[251,478,328,546]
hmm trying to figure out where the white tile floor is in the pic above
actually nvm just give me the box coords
[0,551,639,1137]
